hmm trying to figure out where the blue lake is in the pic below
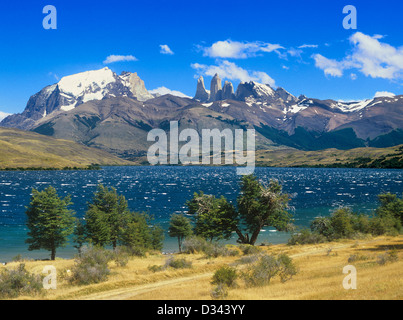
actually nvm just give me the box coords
[0,166,402,262]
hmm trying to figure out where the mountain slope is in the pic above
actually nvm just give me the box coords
[0,127,131,169]
[30,95,277,159]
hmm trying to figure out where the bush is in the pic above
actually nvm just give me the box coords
[164,257,192,269]
[238,244,261,255]
[347,254,370,263]
[376,250,399,265]
[288,229,327,245]
[113,247,130,267]
[211,266,237,288]
[148,264,164,273]
[234,254,261,266]
[182,236,233,258]
[182,236,210,254]
[277,254,298,282]
[0,264,43,298]
[241,254,297,287]
[69,245,112,285]
[369,216,400,236]
[210,284,228,300]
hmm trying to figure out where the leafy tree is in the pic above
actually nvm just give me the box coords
[376,193,403,226]
[73,218,87,251]
[84,185,128,249]
[186,175,293,246]
[235,175,293,245]
[120,211,164,250]
[25,186,75,260]
[168,214,193,252]
[187,192,238,242]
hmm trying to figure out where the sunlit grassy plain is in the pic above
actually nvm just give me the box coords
[2,235,402,300]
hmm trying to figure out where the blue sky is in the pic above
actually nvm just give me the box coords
[0,0,402,114]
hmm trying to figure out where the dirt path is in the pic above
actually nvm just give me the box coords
[80,242,358,300]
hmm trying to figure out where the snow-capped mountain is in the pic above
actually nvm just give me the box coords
[0,67,154,129]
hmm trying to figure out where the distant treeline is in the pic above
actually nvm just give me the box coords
[0,164,102,171]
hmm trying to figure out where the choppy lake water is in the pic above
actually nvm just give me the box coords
[0,166,402,261]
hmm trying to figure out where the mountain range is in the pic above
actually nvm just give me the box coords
[1,67,402,160]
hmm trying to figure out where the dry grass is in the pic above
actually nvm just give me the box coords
[0,127,130,169]
[254,145,403,167]
[2,236,402,300]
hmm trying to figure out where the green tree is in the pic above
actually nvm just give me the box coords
[376,193,403,226]
[186,175,293,246]
[73,218,87,251]
[84,185,128,249]
[120,211,164,251]
[187,192,238,242]
[168,214,193,252]
[25,186,75,260]
[236,175,293,245]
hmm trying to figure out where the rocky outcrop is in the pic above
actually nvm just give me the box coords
[120,71,154,101]
[276,87,297,103]
[194,76,209,102]
[222,81,235,100]
[209,74,222,102]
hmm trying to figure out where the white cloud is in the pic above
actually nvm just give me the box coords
[350,73,357,80]
[201,40,284,59]
[348,32,403,80]
[313,54,344,77]
[313,32,403,81]
[298,44,319,49]
[149,86,190,98]
[159,44,174,55]
[0,110,11,121]
[103,55,138,64]
[374,91,395,98]
[191,60,276,87]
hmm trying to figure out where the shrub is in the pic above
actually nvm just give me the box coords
[241,254,297,287]
[210,284,228,300]
[347,254,370,263]
[182,236,210,254]
[242,254,279,287]
[164,257,192,269]
[211,266,237,288]
[113,247,130,267]
[234,254,261,266]
[69,245,112,285]
[376,250,399,265]
[182,236,233,258]
[238,244,261,255]
[203,243,231,258]
[288,229,327,245]
[148,265,164,273]
[369,216,400,236]
[277,253,298,282]
[0,264,43,299]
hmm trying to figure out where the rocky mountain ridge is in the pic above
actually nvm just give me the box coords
[1,68,402,158]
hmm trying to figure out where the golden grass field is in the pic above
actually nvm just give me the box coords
[2,235,402,300]
[0,127,131,169]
